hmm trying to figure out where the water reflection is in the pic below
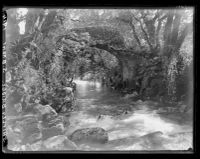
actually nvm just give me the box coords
[74,80,103,98]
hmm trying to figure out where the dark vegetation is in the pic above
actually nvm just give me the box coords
[5,8,193,115]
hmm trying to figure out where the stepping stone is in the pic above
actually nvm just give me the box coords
[68,127,108,145]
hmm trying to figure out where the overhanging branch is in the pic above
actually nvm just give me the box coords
[175,22,192,53]
[132,14,154,53]
[115,16,142,49]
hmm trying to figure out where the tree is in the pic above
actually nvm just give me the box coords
[6,8,78,114]
[57,8,193,99]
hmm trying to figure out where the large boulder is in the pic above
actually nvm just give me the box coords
[41,126,63,141]
[33,104,70,138]
[123,92,138,99]
[165,132,193,150]
[40,115,69,141]
[34,104,57,117]
[9,116,42,145]
[68,127,108,145]
[7,128,22,150]
[33,104,67,128]
[41,113,60,127]
[28,140,43,151]
[43,135,77,150]
[6,89,24,116]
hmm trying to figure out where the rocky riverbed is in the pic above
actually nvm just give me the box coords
[5,80,193,151]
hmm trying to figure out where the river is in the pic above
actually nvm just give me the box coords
[65,80,193,151]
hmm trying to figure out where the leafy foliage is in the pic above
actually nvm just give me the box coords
[6,8,193,113]
[6,9,77,114]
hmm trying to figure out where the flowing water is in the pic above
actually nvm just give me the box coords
[65,80,193,151]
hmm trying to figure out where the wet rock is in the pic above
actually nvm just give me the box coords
[41,113,58,127]
[140,131,163,139]
[137,131,167,150]
[10,141,42,151]
[41,114,69,131]
[68,127,108,145]
[123,92,138,99]
[107,131,168,150]
[107,136,139,148]
[43,135,77,150]
[29,141,43,151]
[6,90,24,116]
[10,116,41,144]
[40,114,70,140]
[41,126,63,141]
[61,115,71,127]
[7,129,22,148]
[28,132,42,144]
[166,132,193,150]
[34,104,57,116]
[136,100,143,104]
[34,104,67,129]
[8,144,23,151]
[168,131,192,139]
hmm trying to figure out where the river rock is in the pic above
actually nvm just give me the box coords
[166,132,193,150]
[136,100,143,104]
[11,116,42,144]
[34,104,66,128]
[137,131,167,150]
[41,126,63,141]
[29,140,43,151]
[123,92,138,99]
[41,113,59,127]
[7,129,22,149]
[140,131,163,139]
[34,104,57,116]
[42,114,69,130]
[68,127,108,145]
[60,115,71,127]
[43,135,77,150]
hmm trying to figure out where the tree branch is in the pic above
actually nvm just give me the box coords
[38,14,47,31]
[155,14,167,49]
[115,16,142,49]
[175,22,192,53]
[129,22,142,48]
[133,14,154,53]
[170,12,182,44]
[163,11,175,47]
